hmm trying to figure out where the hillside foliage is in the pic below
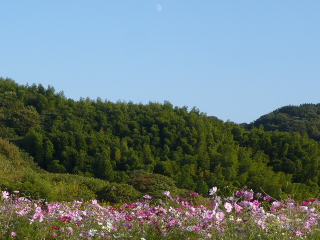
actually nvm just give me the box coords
[0,77,320,202]
[245,103,320,141]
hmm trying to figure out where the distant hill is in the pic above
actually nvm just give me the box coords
[244,104,320,141]
[1,77,320,201]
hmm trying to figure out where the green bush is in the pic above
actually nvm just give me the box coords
[97,183,142,203]
[127,173,180,199]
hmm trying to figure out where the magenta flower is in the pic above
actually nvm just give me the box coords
[244,191,253,201]
[263,196,271,201]
[253,200,260,207]
[236,191,243,197]
[302,201,309,206]
[193,226,200,232]
[52,225,60,230]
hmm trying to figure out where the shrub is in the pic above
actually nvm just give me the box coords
[127,173,179,199]
[97,183,142,203]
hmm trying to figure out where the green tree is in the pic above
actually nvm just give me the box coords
[22,127,45,167]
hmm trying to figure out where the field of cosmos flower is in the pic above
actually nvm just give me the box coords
[1,187,320,239]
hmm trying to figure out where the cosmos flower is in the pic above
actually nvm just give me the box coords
[209,187,218,195]
[224,202,233,212]
[2,191,9,200]
[143,195,152,199]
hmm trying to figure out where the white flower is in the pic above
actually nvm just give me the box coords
[209,187,217,195]
[88,229,98,237]
[2,191,9,199]
[224,202,233,212]
[163,190,171,197]
[113,233,123,238]
[186,226,193,232]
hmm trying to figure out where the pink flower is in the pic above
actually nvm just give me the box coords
[224,202,233,212]
[270,201,282,212]
[2,191,9,199]
[66,227,74,235]
[181,201,189,208]
[163,191,171,197]
[296,230,303,237]
[256,192,262,198]
[253,200,260,207]
[272,201,281,208]
[244,191,253,201]
[234,203,243,213]
[136,210,144,215]
[11,232,16,237]
[215,211,225,221]
[143,195,152,199]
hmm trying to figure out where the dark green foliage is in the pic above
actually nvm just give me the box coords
[195,179,209,196]
[47,160,67,173]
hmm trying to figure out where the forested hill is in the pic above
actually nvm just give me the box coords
[245,104,320,141]
[0,77,320,201]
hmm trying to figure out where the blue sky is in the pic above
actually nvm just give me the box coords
[1,1,319,123]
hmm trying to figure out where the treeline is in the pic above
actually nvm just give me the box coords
[0,77,319,201]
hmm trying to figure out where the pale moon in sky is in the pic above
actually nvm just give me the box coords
[156,4,162,12]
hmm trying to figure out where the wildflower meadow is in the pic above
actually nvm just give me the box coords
[1,187,320,239]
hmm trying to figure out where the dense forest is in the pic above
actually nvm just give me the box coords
[0,77,320,202]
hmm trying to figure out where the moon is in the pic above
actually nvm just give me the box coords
[156,4,162,12]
